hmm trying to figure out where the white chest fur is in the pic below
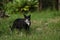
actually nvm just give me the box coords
[25,19,30,26]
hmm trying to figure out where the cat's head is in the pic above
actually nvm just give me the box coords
[24,15,31,26]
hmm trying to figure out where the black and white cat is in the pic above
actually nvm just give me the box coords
[11,15,31,32]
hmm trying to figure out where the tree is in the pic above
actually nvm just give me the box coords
[0,0,4,10]
[0,0,10,18]
[38,0,59,10]
[55,0,58,10]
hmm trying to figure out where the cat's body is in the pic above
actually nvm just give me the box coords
[11,15,31,32]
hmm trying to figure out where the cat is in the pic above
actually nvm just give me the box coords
[10,15,31,32]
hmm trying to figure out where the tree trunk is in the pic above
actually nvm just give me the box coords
[38,0,42,11]
[58,0,60,10]
[55,0,58,10]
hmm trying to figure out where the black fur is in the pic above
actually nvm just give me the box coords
[11,15,31,32]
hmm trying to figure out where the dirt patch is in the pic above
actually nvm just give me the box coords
[32,17,60,25]
[31,17,60,29]
[47,17,60,23]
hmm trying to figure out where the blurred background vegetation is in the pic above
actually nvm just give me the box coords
[0,0,60,40]
[0,0,59,15]
[0,0,38,15]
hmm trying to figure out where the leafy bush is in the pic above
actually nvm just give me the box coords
[4,0,38,14]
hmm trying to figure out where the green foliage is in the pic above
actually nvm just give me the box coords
[4,0,38,14]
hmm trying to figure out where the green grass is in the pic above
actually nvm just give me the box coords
[0,10,60,40]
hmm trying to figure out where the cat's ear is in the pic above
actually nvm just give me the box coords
[24,14,26,18]
[28,15,31,18]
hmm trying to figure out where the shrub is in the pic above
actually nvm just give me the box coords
[4,0,38,14]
